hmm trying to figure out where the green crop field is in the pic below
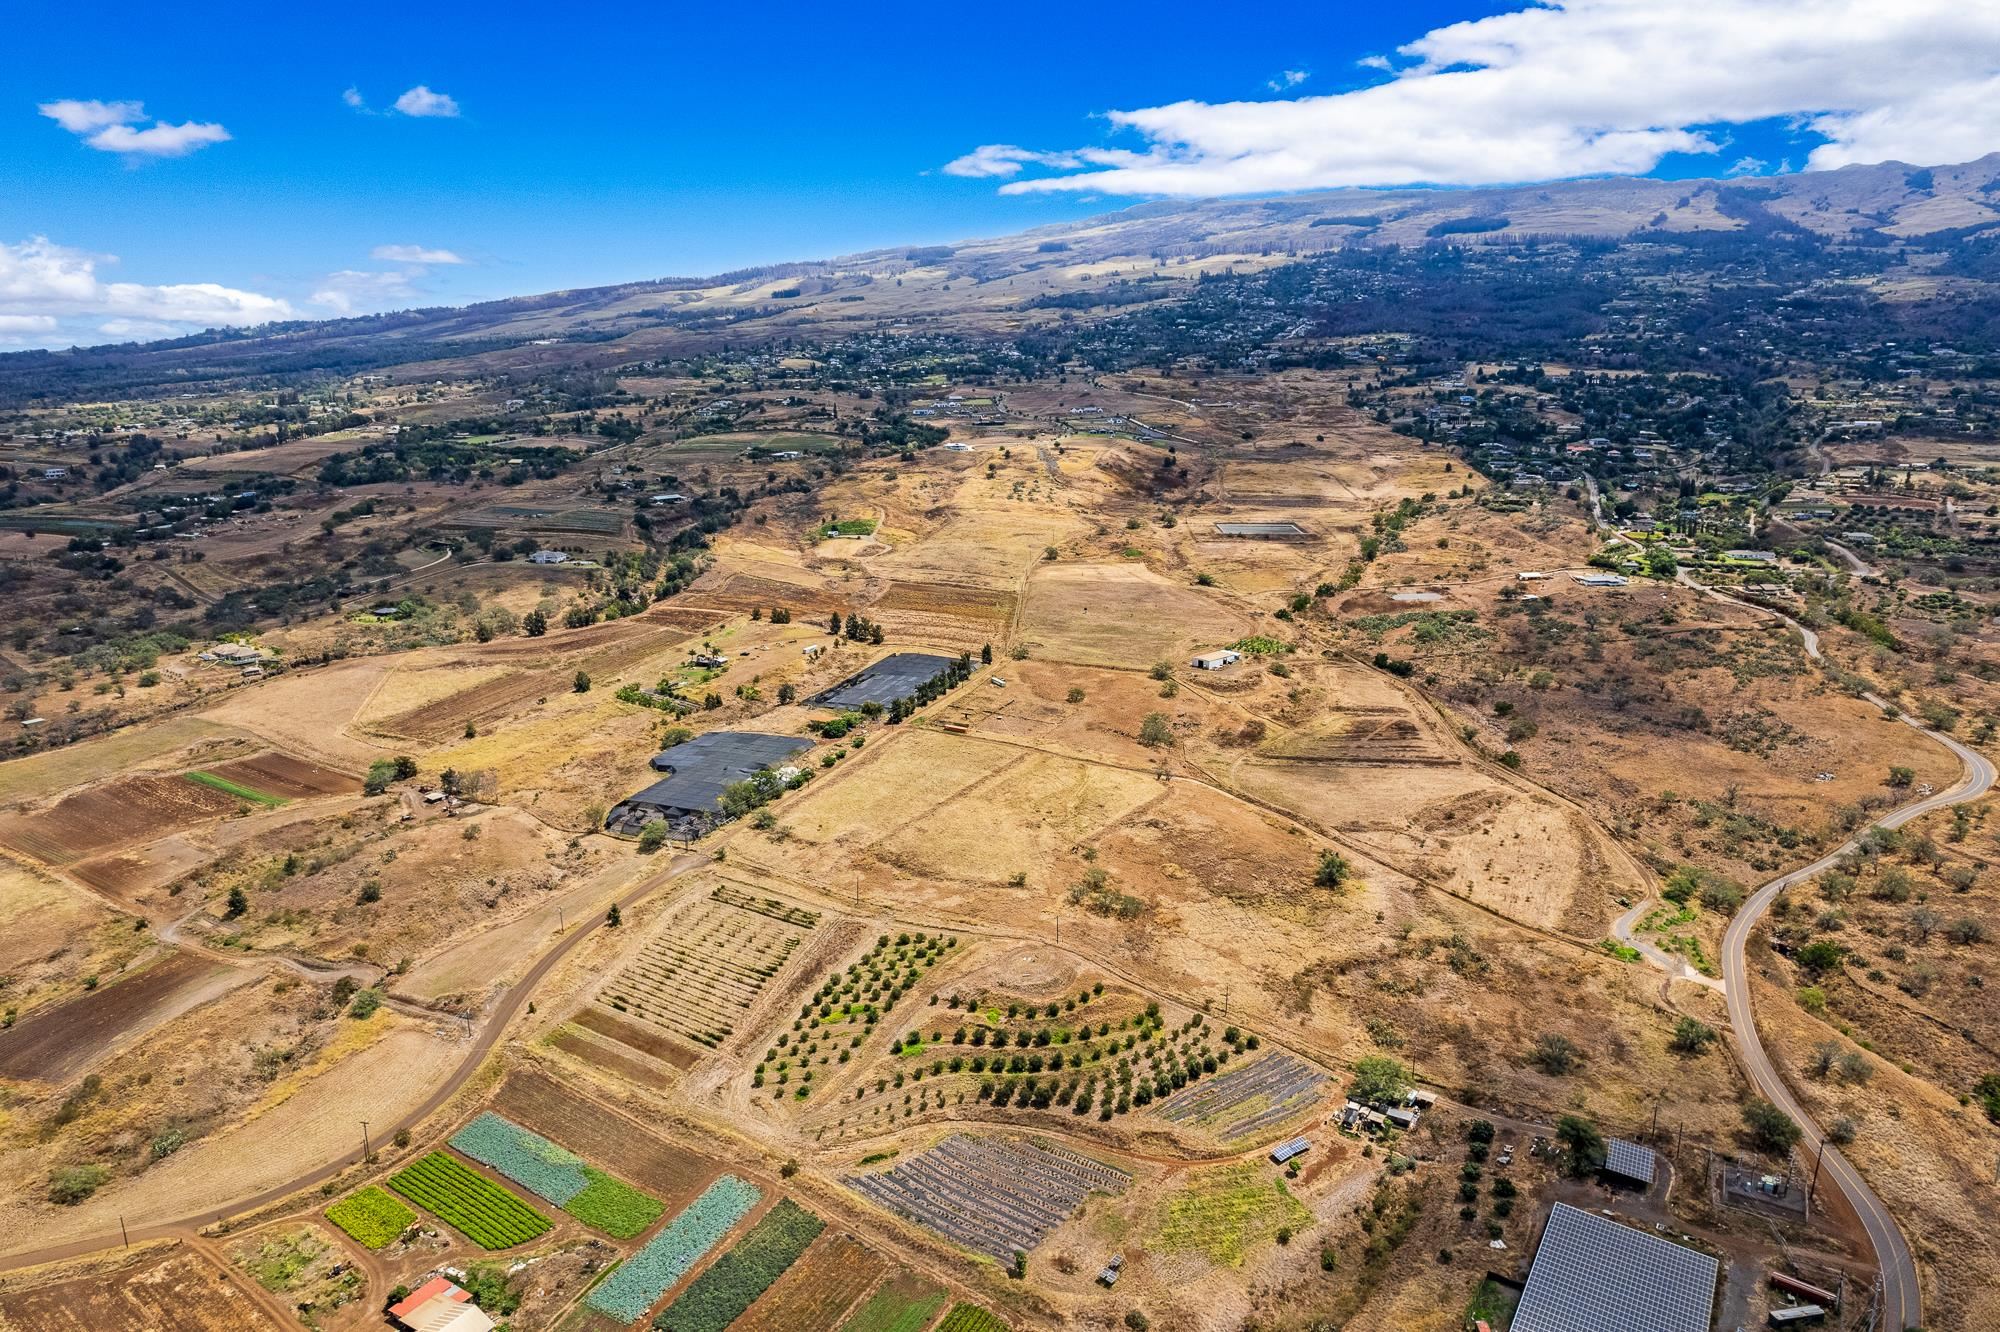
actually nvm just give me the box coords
[837,1273,946,1332]
[324,1186,415,1249]
[650,1198,822,1332]
[183,770,286,806]
[566,1167,666,1239]
[388,1152,553,1249]
[935,1305,1009,1332]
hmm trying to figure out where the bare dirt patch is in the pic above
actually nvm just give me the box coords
[0,776,245,866]
[0,950,245,1084]
[0,1244,288,1332]
[205,753,361,800]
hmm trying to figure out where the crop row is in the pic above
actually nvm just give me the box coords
[836,1273,946,1332]
[936,1305,1009,1332]
[449,1111,592,1205]
[388,1151,553,1250]
[587,1174,762,1321]
[651,1199,823,1332]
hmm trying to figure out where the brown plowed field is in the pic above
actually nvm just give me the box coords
[70,835,211,901]
[0,951,242,1083]
[734,1232,887,1332]
[205,752,361,799]
[488,1068,722,1206]
[873,579,1015,623]
[573,1004,699,1069]
[550,1028,678,1088]
[374,671,559,742]
[0,1247,288,1332]
[0,776,243,865]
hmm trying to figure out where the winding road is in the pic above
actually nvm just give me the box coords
[1589,479,1992,1331]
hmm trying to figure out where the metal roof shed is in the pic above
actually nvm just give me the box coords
[1269,1136,1310,1164]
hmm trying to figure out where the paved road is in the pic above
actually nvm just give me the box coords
[0,850,706,1273]
[1585,486,1986,1331]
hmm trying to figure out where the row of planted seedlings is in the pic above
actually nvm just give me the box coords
[818,989,1265,1135]
[754,931,959,1101]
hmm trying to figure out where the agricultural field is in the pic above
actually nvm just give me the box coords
[585,1174,763,1322]
[653,1198,824,1332]
[759,930,955,1110]
[202,752,360,799]
[836,1272,947,1332]
[802,962,1258,1143]
[0,1247,288,1332]
[0,950,243,1083]
[0,773,245,864]
[449,1111,664,1239]
[1152,1051,1328,1146]
[227,1224,364,1328]
[600,893,815,1050]
[1016,563,1252,669]
[489,1069,722,1206]
[733,1233,888,1332]
[387,1151,554,1249]
[323,1185,415,1249]
[1152,1162,1312,1267]
[934,1305,1009,1332]
[848,1135,1128,1261]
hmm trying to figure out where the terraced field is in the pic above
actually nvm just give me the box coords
[600,895,812,1050]
[849,1135,1128,1261]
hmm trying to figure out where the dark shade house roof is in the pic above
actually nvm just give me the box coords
[629,731,812,816]
[1605,1137,1658,1186]
[1513,1203,1719,1332]
[816,652,958,710]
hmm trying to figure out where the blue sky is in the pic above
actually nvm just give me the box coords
[4,1,1997,347]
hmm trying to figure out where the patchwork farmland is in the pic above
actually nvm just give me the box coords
[600,891,816,1050]
[732,1233,888,1332]
[849,1135,1128,1261]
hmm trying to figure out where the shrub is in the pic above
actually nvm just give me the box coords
[1742,1098,1802,1155]
[47,1164,109,1205]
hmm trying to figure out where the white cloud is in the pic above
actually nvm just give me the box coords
[0,236,290,347]
[342,86,368,110]
[393,85,461,118]
[1267,70,1310,93]
[39,98,230,158]
[371,244,464,264]
[311,269,420,314]
[37,99,144,133]
[954,0,2000,197]
[0,314,58,344]
[97,318,184,340]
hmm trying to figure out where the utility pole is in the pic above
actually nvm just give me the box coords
[119,1215,129,1249]
[360,1121,371,1161]
[1807,1140,1825,1214]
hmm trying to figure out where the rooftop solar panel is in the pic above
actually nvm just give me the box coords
[1606,1137,1658,1185]
[1513,1203,1718,1332]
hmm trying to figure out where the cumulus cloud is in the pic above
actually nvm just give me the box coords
[393,85,461,118]
[951,0,2000,197]
[39,98,230,158]
[371,243,464,264]
[1266,69,1310,93]
[311,269,420,314]
[342,86,368,110]
[0,236,290,346]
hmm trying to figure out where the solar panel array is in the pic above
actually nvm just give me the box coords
[1605,1137,1658,1185]
[1513,1204,1718,1332]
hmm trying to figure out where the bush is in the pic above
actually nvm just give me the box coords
[47,1164,109,1205]
[1314,851,1350,889]
[1138,712,1172,747]
[1529,1032,1582,1076]
[1742,1098,1802,1155]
